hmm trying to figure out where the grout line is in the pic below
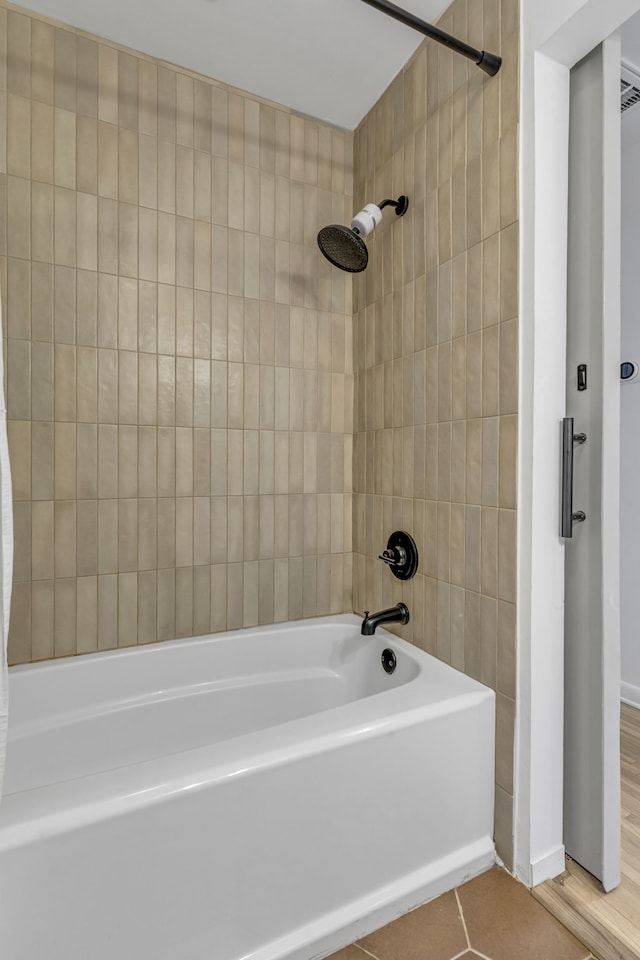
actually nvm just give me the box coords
[354,945,381,960]
[455,889,472,950]
[450,951,473,960]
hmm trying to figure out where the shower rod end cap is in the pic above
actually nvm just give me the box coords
[477,50,501,76]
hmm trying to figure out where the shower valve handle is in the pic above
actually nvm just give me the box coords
[377,531,419,581]
[378,547,407,568]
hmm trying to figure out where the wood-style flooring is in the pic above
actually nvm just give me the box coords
[533,702,640,960]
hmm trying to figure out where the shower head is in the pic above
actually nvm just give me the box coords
[317,223,369,273]
[317,195,408,273]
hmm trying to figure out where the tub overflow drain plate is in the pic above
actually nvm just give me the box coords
[381,648,397,674]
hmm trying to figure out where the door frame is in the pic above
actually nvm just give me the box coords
[517,0,639,886]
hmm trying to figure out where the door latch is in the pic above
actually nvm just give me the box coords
[577,364,587,391]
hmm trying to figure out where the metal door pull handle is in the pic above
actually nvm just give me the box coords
[561,418,587,538]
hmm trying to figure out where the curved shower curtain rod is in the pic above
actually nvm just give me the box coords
[359,0,501,76]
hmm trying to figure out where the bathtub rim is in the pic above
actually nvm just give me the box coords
[7,613,376,676]
[0,614,495,857]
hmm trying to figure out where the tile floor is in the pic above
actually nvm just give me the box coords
[327,868,598,960]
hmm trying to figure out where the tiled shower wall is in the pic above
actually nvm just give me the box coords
[352,0,518,866]
[0,2,354,664]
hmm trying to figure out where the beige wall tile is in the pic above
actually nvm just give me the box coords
[54,107,75,189]
[351,0,518,864]
[8,93,31,179]
[118,571,137,646]
[97,573,118,649]
[8,257,30,339]
[54,28,76,113]
[158,570,176,640]
[55,422,76,499]
[8,580,31,663]
[7,11,31,100]
[77,36,98,119]
[31,421,54,500]
[8,420,31,501]
[117,52,138,132]
[97,197,118,273]
[54,185,76,265]
[138,569,157,643]
[53,577,76,657]
[13,499,30,580]
[8,174,30,259]
[497,599,517,700]
[77,422,98,498]
[29,17,52,101]
[498,507,517,603]
[494,784,514,869]
[31,181,54,263]
[98,45,118,125]
[499,414,517,509]
[98,120,118,198]
[496,692,515,794]
[77,500,98,576]
[77,269,98,346]
[31,578,54,661]
[5,13,364,775]
[500,317,518,414]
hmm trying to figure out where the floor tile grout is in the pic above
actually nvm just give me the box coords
[455,888,472,950]
[354,944,380,960]
[330,866,596,960]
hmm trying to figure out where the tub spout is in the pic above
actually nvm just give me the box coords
[361,603,410,636]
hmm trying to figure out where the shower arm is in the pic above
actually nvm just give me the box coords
[359,0,501,76]
[378,196,409,215]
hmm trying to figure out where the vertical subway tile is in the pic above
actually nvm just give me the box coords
[55,422,76,499]
[31,579,54,661]
[8,257,30,338]
[118,571,138,647]
[10,502,26,583]
[31,180,54,264]
[7,12,31,100]
[7,93,31,178]
[54,28,76,112]
[8,175,30,259]
[98,573,118,650]
[31,421,53,499]
[31,500,54,581]
[8,582,31,664]
[76,37,98,118]
[77,501,98,576]
[76,422,98,498]
[77,269,98,346]
[157,570,176,640]
[118,52,138,130]
[98,120,118,198]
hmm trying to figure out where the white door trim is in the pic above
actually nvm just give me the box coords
[517,0,636,887]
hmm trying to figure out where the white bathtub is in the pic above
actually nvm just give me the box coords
[0,614,495,960]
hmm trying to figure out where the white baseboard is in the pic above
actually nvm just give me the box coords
[529,846,566,887]
[621,681,640,710]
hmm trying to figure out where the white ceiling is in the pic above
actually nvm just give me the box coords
[11,0,454,129]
